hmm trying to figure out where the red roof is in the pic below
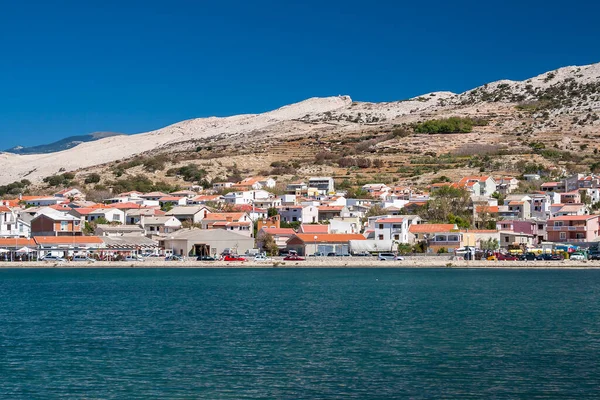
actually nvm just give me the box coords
[33,236,104,245]
[475,205,499,213]
[375,218,404,223]
[0,238,36,247]
[409,224,456,233]
[548,215,598,221]
[260,227,296,235]
[292,234,365,243]
[299,225,329,234]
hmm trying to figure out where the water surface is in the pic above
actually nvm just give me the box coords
[0,268,599,399]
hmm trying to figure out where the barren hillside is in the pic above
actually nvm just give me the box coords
[2,62,600,191]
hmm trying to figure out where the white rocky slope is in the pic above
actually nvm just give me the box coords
[1,62,600,185]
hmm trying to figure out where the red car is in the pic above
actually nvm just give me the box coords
[496,252,518,261]
[223,255,247,261]
[283,255,305,261]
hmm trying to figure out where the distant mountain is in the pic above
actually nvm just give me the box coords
[5,132,124,155]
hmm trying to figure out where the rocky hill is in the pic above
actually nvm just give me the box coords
[5,132,124,155]
[2,62,600,190]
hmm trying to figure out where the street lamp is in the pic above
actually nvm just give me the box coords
[314,236,318,256]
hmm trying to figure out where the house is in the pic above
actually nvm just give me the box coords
[277,205,318,224]
[162,229,255,258]
[166,206,211,224]
[252,197,282,209]
[329,216,361,234]
[559,191,581,204]
[95,224,146,237]
[495,177,519,194]
[222,190,271,205]
[159,196,188,208]
[457,176,497,197]
[25,197,68,207]
[140,216,182,236]
[286,233,366,256]
[54,188,85,199]
[201,212,253,237]
[530,193,553,220]
[286,181,308,195]
[30,210,83,237]
[140,192,170,202]
[256,227,297,252]
[408,224,459,252]
[317,205,349,222]
[232,177,276,191]
[541,182,563,192]
[546,215,600,243]
[34,236,105,258]
[69,208,126,224]
[553,204,587,217]
[255,215,280,231]
[0,206,29,238]
[308,177,335,195]
[188,195,223,205]
[125,208,165,225]
[499,195,532,220]
[496,220,540,245]
[373,217,409,243]
[212,182,235,191]
[169,190,198,198]
[523,173,541,181]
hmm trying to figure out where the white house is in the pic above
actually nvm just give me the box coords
[308,177,335,195]
[166,206,211,224]
[277,205,319,224]
[0,206,30,237]
[140,216,182,236]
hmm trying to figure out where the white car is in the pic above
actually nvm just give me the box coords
[41,255,66,262]
[254,254,272,262]
[125,255,144,262]
[570,253,586,261]
[72,255,96,262]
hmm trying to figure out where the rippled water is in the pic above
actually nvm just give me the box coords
[1,268,599,399]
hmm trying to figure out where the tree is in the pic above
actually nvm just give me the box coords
[267,207,279,217]
[420,186,473,227]
[481,238,499,251]
[397,243,412,255]
[84,173,101,184]
[262,233,279,256]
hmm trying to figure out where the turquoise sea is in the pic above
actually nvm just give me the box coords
[1,268,599,399]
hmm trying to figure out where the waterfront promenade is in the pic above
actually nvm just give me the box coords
[1,257,599,269]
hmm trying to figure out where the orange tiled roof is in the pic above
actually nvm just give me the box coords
[33,236,104,244]
[293,234,365,243]
[299,225,329,234]
[409,224,456,233]
[375,218,404,223]
[0,238,36,247]
[476,205,499,213]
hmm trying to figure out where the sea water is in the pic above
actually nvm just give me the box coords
[0,268,599,399]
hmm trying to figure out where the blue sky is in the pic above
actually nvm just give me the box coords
[1,0,599,149]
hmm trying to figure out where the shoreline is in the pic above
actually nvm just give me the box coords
[1,258,600,269]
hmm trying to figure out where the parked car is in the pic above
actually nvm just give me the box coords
[326,252,338,257]
[353,252,372,257]
[197,255,217,261]
[223,255,247,262]
[588,252,600,260]
[536,253,563,261]
[378,253,397,261]
[309,252,326,257]
[72,255,96,262]
[41,255,66,262]
[165,255,184,261]
[496,253,519,261]
[570,252,586,261]
[519,252,538,261]
[125,255,144,262]
[283,254,305,261]
[254,254,272,262]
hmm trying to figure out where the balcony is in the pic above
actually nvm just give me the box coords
[547,226,587,232]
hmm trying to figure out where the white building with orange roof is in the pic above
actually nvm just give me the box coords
[201,212,253,237]
[0,205,30,238]
[457,176,497,197]
[233,177,276,191]
[54,188,85,199]
[277,205,318,224]
[495,177,519,195]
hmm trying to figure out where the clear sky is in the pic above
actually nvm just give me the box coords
[1,0,599,149]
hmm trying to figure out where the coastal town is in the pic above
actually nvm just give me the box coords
[0,172,599,264]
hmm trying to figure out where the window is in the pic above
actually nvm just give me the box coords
[378,224,384,229]
[448,235,459,242]
[560,232,567,240]
[436,235,447,242]
[394,234,399,240]
[378,235,384,240]
[554,221,563,227]
[60,221,68,231]
[505,236,509,243]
